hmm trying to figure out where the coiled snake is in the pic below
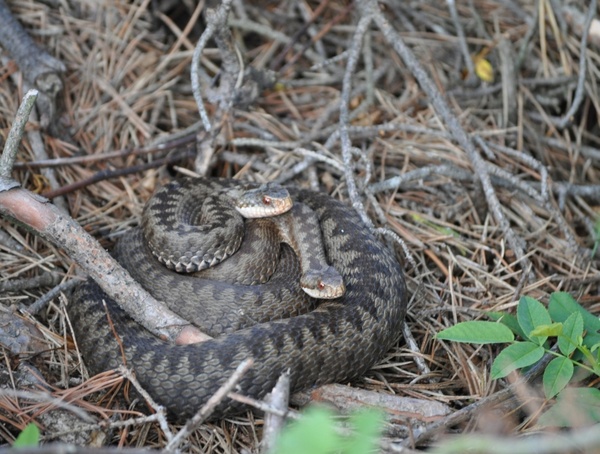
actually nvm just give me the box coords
[70,178,407,419]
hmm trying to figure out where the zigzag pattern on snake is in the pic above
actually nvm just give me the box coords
[69,178,407,419]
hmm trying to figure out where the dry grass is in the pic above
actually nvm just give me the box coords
[0,0,599,452]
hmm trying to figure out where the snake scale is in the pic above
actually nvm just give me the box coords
[69,178,407,419]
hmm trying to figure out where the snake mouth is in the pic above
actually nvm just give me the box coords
[301,282,346,299]
[237,197,293,218]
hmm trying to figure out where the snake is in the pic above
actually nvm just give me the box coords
[142,178,345,299]
[69,177,407,420]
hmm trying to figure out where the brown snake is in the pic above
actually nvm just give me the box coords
[141,178,345,299]
[69,177,407,419]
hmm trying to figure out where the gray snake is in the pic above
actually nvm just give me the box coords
[69,178,407,419]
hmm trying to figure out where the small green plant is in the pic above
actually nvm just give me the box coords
[272,406,385,454]
[436,292,600,425]
[13,423,40,447]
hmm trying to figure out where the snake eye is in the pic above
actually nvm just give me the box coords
[318,281,325,290]
[262,196,271,205]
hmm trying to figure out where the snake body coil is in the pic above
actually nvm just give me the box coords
[70,178,407,419]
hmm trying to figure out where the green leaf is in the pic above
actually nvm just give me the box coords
[549,292,600,333]
[491,341,545,379]
[274,407,338,454]
[543,357,574,399]
[517,296,551,345]
[549,292,600,352]
[342,409,385,454]
[13,423,40,447]
[530,323,563,338]
[539,387,600,427]
[583,332,600,352]
[558,312,584,356]
[487,312,527,339]
[436,321,514,344]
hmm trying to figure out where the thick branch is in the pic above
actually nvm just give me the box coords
[0,188,209,344]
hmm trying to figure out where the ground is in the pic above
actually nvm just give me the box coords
[0,1,599,452]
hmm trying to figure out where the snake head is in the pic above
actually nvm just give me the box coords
[300,267,346,299]
[232,183,293,218]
